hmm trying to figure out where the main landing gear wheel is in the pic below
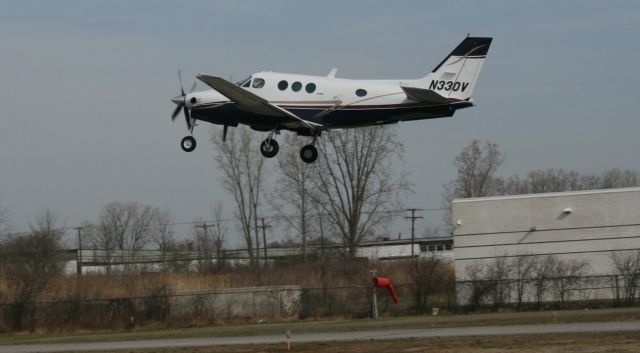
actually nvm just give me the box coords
[260,139,279,158]
[181,136,196,152]
[300,144,318,164]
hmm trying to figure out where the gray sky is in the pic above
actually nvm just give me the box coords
[1,1,639,245]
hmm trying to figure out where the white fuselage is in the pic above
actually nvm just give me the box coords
[186,71,420,111]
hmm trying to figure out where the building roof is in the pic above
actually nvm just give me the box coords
[452,186,640,204]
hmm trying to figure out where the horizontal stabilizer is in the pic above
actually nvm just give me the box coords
[401,86,449,105]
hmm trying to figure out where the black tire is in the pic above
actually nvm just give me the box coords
[300,144,318,163]
[181,136,196,152]
[260,139,279,158]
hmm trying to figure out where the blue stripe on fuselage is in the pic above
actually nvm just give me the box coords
[191,102,472,130]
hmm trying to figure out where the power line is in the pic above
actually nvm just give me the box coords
[152,208,447,228]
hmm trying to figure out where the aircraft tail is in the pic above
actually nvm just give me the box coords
[421,36,492,101]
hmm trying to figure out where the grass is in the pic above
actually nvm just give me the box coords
[2,307,640,346]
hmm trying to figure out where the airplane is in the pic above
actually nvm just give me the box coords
[170,36,492,164]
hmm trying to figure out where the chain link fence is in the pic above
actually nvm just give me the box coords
[0,282,453,332]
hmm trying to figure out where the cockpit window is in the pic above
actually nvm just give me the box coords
[252,78,265,89]
[236,76,251,87]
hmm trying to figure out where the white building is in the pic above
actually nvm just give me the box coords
[452,187,640,304]
[356,237,454,261]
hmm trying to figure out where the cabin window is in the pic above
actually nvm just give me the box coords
[252,78,265,89]
[242,79,251,88]
[356,89,367,97]
[292,81,302,92]
[305,83,316,93]
[278,80,288,91]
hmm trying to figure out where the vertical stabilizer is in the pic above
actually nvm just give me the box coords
[422,36,492,101]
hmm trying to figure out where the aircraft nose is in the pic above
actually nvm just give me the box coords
[171,95,185,105]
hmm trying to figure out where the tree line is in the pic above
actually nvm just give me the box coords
[459,250,640,310]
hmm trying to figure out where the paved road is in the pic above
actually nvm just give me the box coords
[2,321,640,353]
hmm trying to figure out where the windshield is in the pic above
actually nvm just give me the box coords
[236,76,251,87]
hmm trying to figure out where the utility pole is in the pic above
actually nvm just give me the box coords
[404,208,423,258]
[257,217,271,265]
[370,266,378,319]
[73,226,83,276]
[194,222,215,270]
[194,222,213,238]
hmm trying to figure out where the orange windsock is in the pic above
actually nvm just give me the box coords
[373,276,399,304]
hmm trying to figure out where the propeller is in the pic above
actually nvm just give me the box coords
[171,70,197,130]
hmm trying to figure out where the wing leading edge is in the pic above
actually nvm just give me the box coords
[196,74,321,131]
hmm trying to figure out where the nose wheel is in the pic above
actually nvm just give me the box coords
[181,136,196,152]
[300,145,318,164]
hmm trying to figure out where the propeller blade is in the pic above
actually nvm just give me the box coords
[178,69,185,96]
[190,81,197,93]
[171,104,182,121]
[223,124,228,142]
[183,106,191,130]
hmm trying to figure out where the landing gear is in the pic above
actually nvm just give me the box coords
[300,144,318,164]
[260,139,279,158]
[181,136,196,152]
[299,133,319,164]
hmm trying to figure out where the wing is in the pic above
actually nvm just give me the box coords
[196,74,321,131]
[401,86,449,105]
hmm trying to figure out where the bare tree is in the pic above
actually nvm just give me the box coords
[531,255,558,308]
[151,207,176,267]
[444,140,505,200]
[600,168,639,188]
[0,210,64,331]
[610,250,640,305]
[552,258,588,306]
[485,256,512,308]
[309,126,409,257]
[211,126,266,263]
[503,168,638,195]
[87,202,158,273]
[211,203,228,273]
[526,168,581,193]
[462,262,491,309]
[273,134,315,261]
[409,256,452,314]
[510,254,536,309]
[442,140,504,230]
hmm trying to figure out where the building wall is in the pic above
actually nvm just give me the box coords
[452,187,640,303]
